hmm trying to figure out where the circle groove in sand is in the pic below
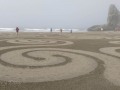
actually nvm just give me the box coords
[99,47,120,86]
[1,50,73,68]
[5,39,73,46]
[0,45,120,86]
[0,47,97,82]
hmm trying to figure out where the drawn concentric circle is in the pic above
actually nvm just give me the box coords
[0,46,97,82]
[4,39,73,46]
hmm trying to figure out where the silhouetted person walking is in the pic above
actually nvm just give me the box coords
[16,27,19,35]
[60,28,62,33]
[50,28,52,32]
[70,29,72,33]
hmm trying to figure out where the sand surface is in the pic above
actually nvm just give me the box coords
[0,31,120,90]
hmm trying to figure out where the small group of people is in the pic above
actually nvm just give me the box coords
[50,28,72,33]
[60,29,72,33]
[15,27,73,34]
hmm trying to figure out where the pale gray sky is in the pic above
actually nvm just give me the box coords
[0,0,120,28]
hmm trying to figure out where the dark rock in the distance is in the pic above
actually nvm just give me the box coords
[87,25,101,31]
[88,4,120,31]
[107,4,120,27]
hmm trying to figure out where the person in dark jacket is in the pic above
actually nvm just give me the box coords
[16,27,19,35]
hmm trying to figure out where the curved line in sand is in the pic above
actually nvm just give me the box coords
[0,46,97,82]
[0,39,74,46]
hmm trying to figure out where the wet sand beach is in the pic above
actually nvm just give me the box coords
[0,31,120,90]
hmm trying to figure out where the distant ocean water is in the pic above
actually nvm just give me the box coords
[0,28,87,32]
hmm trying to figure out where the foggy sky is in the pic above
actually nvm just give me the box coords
[0,0,120,28]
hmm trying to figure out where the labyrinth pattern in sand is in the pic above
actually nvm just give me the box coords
[0,39,73,46]
[0,39,120,87]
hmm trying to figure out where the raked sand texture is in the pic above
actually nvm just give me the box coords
[0,32,120,90]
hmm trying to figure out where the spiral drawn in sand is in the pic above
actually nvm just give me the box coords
[1,37,120,86]
[0,45,120,86]
[1,39,73,46]
[0,46,97,82]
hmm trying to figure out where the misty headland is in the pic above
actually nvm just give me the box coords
[88,4,120,31]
